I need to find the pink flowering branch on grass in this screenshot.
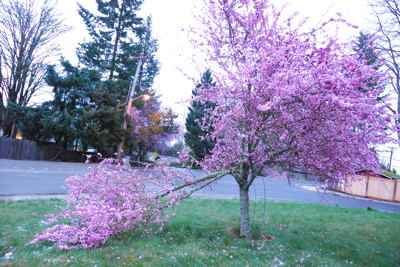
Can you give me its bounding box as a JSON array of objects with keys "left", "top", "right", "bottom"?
[{"left": 30, "top": 158, "right": 228, "bottom": 250}]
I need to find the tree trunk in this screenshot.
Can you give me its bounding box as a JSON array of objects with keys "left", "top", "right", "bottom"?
[
  {"left": 108, "top": 1, "right": 124, "bottom": 80},
  {"left": 239, "top": 185, "right": 250, "bottom": 238},
  {"left": 139, "top": 151, "right": 145, "bottom": 162},
  {"left": 10, "top": 121, "right": 16, "bottom": 138},
  {"left": 63, "top": 138, "right": 68, "bottom": 150},
  {"left": 397, "top": 95, "right": 400, "bottom": 148},
  {"left": 1, "top": 109, "right": 13, "bottom": 137},
  {"left": 139, "top": 148, "right": 148, "bottom": 162}
]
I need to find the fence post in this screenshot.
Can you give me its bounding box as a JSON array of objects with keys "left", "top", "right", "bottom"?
[
  {"left": 365, "top": 176, "right": 370, "bottom": 198},
  {"left": 393, "top": 179, "right": 398, "bottom": 202}
]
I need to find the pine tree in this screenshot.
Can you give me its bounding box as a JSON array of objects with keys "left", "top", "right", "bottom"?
[
  {"left": 353, "top": 32, "right": 380, "bottom": 68},
  {"left": 12, "top": 0, "right": 161, "bottom": 158},
  {"left": 76, "top": 0, "right": 160, "bottom": 157},
  {"left": 135, "top": 17, "right": 159, "bottom": 94},
  {"left": 185, "top": 70, "right": 216, "bottom": 161},
  {"left": 44, "top": 61, "right": 101, "bottom": 150},
  {"left": 7, "top": 102, "right": 51, "bottom": 142},
  {"left": 43, "top": 60, "right": 126, "bottom": 155},
  {"left": 77, "top": 0, "right": 158, "bottom": 91},
  {"left": 353, "top": 32, "right": 385, "bottom": 98}
]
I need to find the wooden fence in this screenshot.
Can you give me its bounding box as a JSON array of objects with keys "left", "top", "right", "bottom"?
[
  {"left": 335, "top": 175, "right": 400, "bottom": 203},
  {"left": 0, "top": 137, "right": 95, "bottom": 162}
]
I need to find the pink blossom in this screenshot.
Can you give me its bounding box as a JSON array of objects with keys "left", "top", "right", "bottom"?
[
  {"left": 193, "top": 0, "right": 394, "bottom": 186},
  {"left": 30, "top": 159, "right": 190, "bottom": 250}
]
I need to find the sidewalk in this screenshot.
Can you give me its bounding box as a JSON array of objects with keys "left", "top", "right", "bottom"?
[{"left": 298, "top": 184, "right": 400, "bottom": 207}]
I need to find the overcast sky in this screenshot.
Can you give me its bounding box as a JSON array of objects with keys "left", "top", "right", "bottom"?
[
  {"left": 39, "top": 0, "right": 398, "bottom": 169},
  {"left": 51, "top": 0, "right": 371, "bottom": 111}
]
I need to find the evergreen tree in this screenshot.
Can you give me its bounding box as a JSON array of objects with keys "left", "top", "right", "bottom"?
[
  {"left": 78, "top": 0, "right": 142, "bottom": 79},
  {"left": 185, "top": 70, "right": 216, "bottom": 161},
  {"left": 353, "top": 32, "right": 385, "bottom": 98},
  {"left": 353, "top": 32, "right": 380, "bottom": 68},
  {"left": 7, "top": 102, "right": 51, "bottom": 142},
  {"left": 76, "top": 0, "right": 160, "bottom": 157},
  {"left": 11, "top": 0, "right": 161, "bottom": 159},
  {"left": 135, "top": 17, "right": 159, "bottom": 93},
  {"left": 77, "top": 0, "right": 158, "bottom": 91},
  {"left": 43, "top": 60, "right": 126, "bottom": 155},
  {"left": 13, "top": 60, "right": 126, "bottom": 155},
  {"left": 43, "top": 61, "right": 99, "bottom": 150}
]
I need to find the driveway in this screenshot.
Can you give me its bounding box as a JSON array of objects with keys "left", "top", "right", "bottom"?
[{"left": 1, "top": 159, "right": 399, "bottom": 213}]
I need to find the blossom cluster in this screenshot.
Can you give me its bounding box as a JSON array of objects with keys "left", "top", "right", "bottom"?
[
  {"left": 30, "top": 158, "right": 186, "bottom": 250},
  {"left": 194, "top": 0, "right": 394, "bottom": 186}
]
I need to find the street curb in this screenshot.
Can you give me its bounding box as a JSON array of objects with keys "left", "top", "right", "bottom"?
[
  {"left": 299, "top": 185, "right": 400, "bottom": 207},
  {"left": 0, "top": 194, "right": 66, "bottom": 201},
  {"left": 326, "top": 190, "right": 400, "bottom": 206}
]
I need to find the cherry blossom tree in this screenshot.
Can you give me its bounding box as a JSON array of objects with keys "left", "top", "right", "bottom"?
[
  {"left": 193, "top": 0, "right": 394, "bottom": 237},
  {"left": 31, "top": 1, "right": 396, "bottom": 248}
]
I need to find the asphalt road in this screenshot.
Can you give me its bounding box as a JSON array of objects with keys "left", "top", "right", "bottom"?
[{"left": 1, "top": 159, "right": 400, "bottom": 213}]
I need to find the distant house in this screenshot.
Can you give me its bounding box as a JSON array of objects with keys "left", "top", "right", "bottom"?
[{"left": 335, "top": 170, "right": 400, "bottom": 203}]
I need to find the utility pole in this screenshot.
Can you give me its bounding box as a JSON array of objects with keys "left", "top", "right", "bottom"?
[
  {"left": 388, "top": 147, "right": 394, "bottom": 171},
  {"left": 117, "top": 56, "right": 149, "bottom": 161}
]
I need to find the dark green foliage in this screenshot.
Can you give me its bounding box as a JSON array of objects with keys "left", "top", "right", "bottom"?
[
  {"left": 77, "top": 0, "right": 142, "bottom": 79},
  {"left": 77, "top": 0, "right": 158, "bottom": 90},
  {"left": 44, "top": 60, "right": 126, "bottom": 154},
  {"left": 14, "top": 60, "right": 126, "bottom": 155},
  {"left": 13, "top": 0, "right": 161, "bottom": 158},
  {"left": 74, "top": 0, "right": 160, "bottom": 156},
  {"left": 185, "top": 70, "right": 216, "bottom": 160},
  {"left": 7, "top": 102, "right": 50, "bottom": 142},
  {"left": 135, "top": 17, "right": 159, "bottom": 93},
  {"left": 43, "top": 62, "right": 97, "bottom": 149},
  {"left": 353, "top": 32, "right": 385, "bottom": 98},
  {"left": 353, "top": 32, "right": 380, "bottom": 68}
]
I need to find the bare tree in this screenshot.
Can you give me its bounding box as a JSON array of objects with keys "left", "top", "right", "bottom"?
[
  {"left": 0, "top": 0, "right": 68, "bottom": 137},
  {"left": 371, "top": 0, "right": 400, "bottom": 145}
]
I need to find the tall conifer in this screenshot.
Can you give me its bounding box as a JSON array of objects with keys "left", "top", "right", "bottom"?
[{"left": 185, "top": 70, "right": 216, "bottom": 160}]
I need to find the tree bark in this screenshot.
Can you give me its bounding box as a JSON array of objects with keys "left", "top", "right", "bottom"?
[
  {"left": 155, "top": 170, "right": 230, "bottom": 199},
  {"left": 1, "top": 109, "right": 13, "bottom": 137},
  {"left": 397, "top": 95, "right": 400, "bottom": 148},
  {"left": 239, "top": 185, "right": 250, "bottom": 238},
  {"left": 108, "top": 0, "right": 124, "bottom": 80}
]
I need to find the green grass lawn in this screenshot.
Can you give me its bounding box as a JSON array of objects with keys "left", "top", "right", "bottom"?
[{"left": 1, "top": 198, "right": 399, "bottom": 267}]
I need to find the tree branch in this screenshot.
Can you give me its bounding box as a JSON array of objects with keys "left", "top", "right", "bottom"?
[{"left": 155, "top": 170, "right": 230, "bottom": 199}]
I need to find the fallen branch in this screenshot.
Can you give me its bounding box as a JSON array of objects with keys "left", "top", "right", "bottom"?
[
  {"left": 155, "top": 170, "right": 230, "bottom": 199},
  {"left": 182, "top": 176, "right": 222, "bottom": 198}
]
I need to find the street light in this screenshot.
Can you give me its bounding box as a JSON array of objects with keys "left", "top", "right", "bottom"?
[
  {"left": 132, "top": 93, "right": 151, "bottom": 102},
  {"left": 117, "top": 56, "right": 150, "bottom": 161},
  {"left": 141, "top": 94, "right": 151, "bottom": 102}
]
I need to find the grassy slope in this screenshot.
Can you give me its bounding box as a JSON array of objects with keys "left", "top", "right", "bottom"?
[{"left": 0, "top": 198, "right": 399, "bottom": 267}]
